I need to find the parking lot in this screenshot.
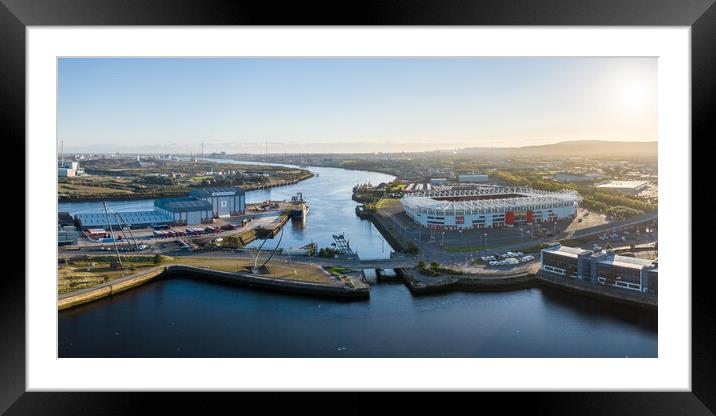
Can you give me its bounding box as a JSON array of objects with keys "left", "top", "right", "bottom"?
[
  {"left": 65, "top": 212, "right": 283, "bottom": 254},
  {"left": 382, "top": 208, "right": 573, "bottom": 253}
]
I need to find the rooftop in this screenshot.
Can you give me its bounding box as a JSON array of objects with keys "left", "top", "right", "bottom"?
[
  {"left": 596, "top": 180, "right": 649, "bottom": 189},
  {"left": 155, "top": 197, "right": 213, "bottom": 212},
  {"left": 543, "top": 245, "right": 658, "bottom": 269},
  {"left": 189, "top": 186, "right": 245, "bottom": 198},
  {"left": 76, "top": 211, "right": 173, "bottom": 227},
  {"left": 401, "top": 186, "right": 581, "bottom": 213},
  {"left": 597, "top": 254, "right": 657, "bottom": 270},
  {"left": 542, "top": 244, "right": 588, "bottom": 258}
]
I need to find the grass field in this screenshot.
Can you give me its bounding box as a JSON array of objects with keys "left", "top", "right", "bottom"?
[
  {"left": 376, "top": 197, "right": 402, "bottom": 211},
  {"left": 58, "top": 255, "right": 335, "bottom": 295},
  {"left": 58, "top": 258, "right": 157, "bottom": 294}
]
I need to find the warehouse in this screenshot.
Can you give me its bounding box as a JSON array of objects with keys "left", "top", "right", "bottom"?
[
  {"left": 595, "top": 180, "right": 649, "bottom": 195},
  {"left": 401, "top": 186, "right": 580, "bottom": 230},
  {"left": 540, "top": 244, "right": 658, "bottom": 294},
  {"left": 154, "top": 197, "right": 214, "bottom": 225},
  {"left": 458, "top": 174, "right": 489, "bottom": 183},
  {"left": 58, "top": 225, "right": 78, "bottom": 246},
  {"left": 75, "top": 210, "right": 173, "bottom": 230},
  {"left": 189, "top": 186, "right": 245, "bottom": 218}
]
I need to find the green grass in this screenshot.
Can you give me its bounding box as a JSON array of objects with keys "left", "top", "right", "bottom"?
[{"left": 327, "top": 266, "right": 350, "bottom": 276}]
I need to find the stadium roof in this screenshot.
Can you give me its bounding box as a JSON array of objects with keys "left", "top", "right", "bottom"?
[
  {"left": 401, "top": 187, "right": 581, "bottom": 214},
  {"left": 189, "top": 187, "right": 245, "bottom": 198},
  {"left": 154, "top": 197, "right": 213, "bottom": 212}
]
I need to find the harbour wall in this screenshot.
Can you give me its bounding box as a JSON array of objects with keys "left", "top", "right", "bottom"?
[
  {"left": 535, "top": 271, "right": 657, "bottom": 310},
  {"left": 58, "top": 263, "right": 368, "bottom": 310}
]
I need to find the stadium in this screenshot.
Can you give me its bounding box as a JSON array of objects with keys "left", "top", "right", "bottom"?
[{"left": 400, "top": 186, "right": 581, "bottom": 230}]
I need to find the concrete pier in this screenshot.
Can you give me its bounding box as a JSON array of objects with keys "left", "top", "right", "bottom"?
[{"left": 59, "top": 263, "right": 369, "bottom": 310}]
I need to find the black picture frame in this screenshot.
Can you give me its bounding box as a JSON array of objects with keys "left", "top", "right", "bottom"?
[{"left": 2, "top": 0, "right": 711, "bottom": 414}]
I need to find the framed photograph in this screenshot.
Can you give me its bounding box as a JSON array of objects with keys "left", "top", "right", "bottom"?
[{"left": 3, "top": 0, "right": 712, "bottom": 414}]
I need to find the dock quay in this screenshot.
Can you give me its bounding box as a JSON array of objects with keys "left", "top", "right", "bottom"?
[
  {"left": 58, "top": 262, "right": 369, "bottom": 310},
  {"left": 361, "top": 210, "right": 414, "bottom": 253},
  {"left": 396, "top": 268, "right": 535, "bottom": 295},
  {"left": 224, "top": 212, "right": 291, "bottom": 248},
  {"left": 535, "top": 272, "right": 657, "bottom": 309}
]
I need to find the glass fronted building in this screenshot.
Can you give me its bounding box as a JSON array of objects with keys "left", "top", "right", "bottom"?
[{"left": 540, "top": 244, "right": 658, "bottom": 294}]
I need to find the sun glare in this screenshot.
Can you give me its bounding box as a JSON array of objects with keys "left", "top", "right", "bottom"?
[{"left": 618, "top": 82, "right": 651, "bottom": 111}]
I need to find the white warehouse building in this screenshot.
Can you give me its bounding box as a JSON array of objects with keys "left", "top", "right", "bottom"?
[{"left": 401, "top": 186, "right": 581, "bottom": 230}]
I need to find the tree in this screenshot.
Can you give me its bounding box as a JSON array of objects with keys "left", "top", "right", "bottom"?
[{"left": 405, "top": 242, "right": 419, "bottom": 255}]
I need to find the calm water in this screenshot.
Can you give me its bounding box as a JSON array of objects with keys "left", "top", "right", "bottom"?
[
  {"left": 59, "top": 162, "right": 395, "bottom": 259},
  {"left": 58, "top": 162, "right": 657, "bottom": 357}
]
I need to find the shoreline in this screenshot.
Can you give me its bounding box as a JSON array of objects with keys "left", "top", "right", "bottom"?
[
  {"left": 58, "top": 263, "right": 368, "bottom": 310},
  {"left": 396, "top": 268, "right": 657, "bottom": 310},
  {"left": 225, "top": 157, "right": 399, "bottom": 179},
  {"left": 396, "top": 268, "right": 536, "bottom": 295},
  {"left": 535, "top": 272, "right": 657, "bottom": 310},
  {"left": 58, "top": 172, "right": 314, "bottom": 203}
]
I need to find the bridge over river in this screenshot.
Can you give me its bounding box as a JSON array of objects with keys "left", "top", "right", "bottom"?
[{"left": 276, "top": 256, "right": 418, "bottom": 269}]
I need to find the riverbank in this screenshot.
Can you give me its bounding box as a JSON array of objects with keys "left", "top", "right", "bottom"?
[
  {"left": 58, "top": 171, "right": 314, "bottom": 202},
  {"left": 395, "top": 267, "right": 656, "bottom": 310},
  {"left": 361, "top": 204, "right": 418, "bottom": 254},
  {"left": 396, "top": 268, "right": 535, "bottom": 295},
  {"left": 535, "top": 271, "right": 657, "bottom": 310},
  {"left": 59, "top": 260, "right": 368, "bottom": 310}
]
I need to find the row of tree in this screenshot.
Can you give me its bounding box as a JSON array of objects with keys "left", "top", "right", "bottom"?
[{"left": 490, "top": 169, "right": 656, "bottom": 219}]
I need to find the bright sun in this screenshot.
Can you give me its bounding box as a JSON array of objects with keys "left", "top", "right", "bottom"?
[{"left": 618, "top": 82, "right": 651, "bottom": 111}]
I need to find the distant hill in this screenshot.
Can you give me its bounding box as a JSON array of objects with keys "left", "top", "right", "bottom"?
[{"left": 462, "top": 140, "right": 657, "bottom": 159}]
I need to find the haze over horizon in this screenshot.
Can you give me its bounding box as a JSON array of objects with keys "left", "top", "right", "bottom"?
[{"left": 59, "top": 57, "right": 657, "bottom": 154}]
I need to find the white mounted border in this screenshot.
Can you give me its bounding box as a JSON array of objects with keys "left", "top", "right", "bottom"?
[{"left": 26, "top": 27, "right": 690, "bottom": 391}]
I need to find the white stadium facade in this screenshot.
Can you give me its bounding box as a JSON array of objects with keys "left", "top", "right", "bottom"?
[{"left": 400, "top": 186, "right": 581, "bottom": 230}]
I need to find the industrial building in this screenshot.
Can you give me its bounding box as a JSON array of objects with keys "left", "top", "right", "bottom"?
[
  {"left": 401, "top": 186, "right": 580, "bottom": 230},
  {"left": 58, "top": 212, "right": 74, "bottom": 227},
  {"left": 596, "top": 180, "right": 649, "bottom": 195},
  {"left": 73, "top": 189, "right": 244, "bottom": 230},
  {"left": 154, "top": 197, "right": 214, "bottom": 226},
  {"left": 458, "top": 174, "right": 489, "bottom": 183},
  {"left": 58, "top": 226, "right": 78, "bottom": 246},
  {"left": 430, "top": 178, "right": 448, "bottom": 185},
  {"left": 540, "top": 244, "right": 658, "bottom": 294},
  {"left": 553, "top": 173, "right": 592, "bottom": 183},
  {"left": 75, "top": 210, "right": 174, "bottom": 230},
  {"left": 58, "top": 167, "right": 75, "bottom": 177},
  {"left": 189, "top": 186, "right": 245, "bottom": 217},
  {"left": 57, "top": 160, "right": 84, "bottom": 177}
]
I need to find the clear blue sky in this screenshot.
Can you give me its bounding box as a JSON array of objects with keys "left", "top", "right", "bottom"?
[{"left": 58, "top": 57, "right": 657, "bottom": 154}]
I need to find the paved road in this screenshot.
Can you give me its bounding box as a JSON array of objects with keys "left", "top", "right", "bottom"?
[{"left": 568, "top": 212, "right": 657, "bottom": 239}]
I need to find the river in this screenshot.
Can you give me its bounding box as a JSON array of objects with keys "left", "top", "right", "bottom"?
[{"left": 58, "top": 161, "right": 657, "bottom": 357}]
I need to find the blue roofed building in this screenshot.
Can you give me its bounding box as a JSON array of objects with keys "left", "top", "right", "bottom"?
[
  {"left": 154, "top": 197, "right": 214, "bottom": 225},
  {"left": 189, "top": 186, "right": 245, "bottom": 218},
  {"left": 75, "top": 210, "right": 174, "bottom": 230}
]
